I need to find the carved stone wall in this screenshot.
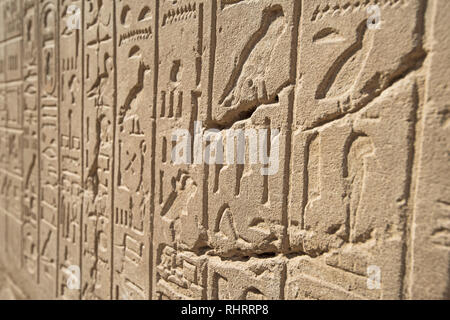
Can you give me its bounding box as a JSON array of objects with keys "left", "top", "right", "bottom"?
[{"left": 0, "top": 0, "right": 449, "bottom": 300}]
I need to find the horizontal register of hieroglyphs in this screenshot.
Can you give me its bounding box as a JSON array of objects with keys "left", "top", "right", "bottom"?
[{"left": 0, "top": 0, "right": 449, "bottom": 300}]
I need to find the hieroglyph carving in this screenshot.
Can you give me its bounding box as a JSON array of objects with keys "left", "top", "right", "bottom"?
[{"left": 0, "top": 0, "right": 448, "bottom": 300}]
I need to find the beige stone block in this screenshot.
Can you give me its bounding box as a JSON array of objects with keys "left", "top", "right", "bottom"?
[{"left": 0, "top": 0, "right": 448, "bottom": 300}]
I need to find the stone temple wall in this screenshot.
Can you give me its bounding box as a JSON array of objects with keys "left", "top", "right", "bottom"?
[{"left": 0, "top": 0, "right": 449, "bottom": 300}]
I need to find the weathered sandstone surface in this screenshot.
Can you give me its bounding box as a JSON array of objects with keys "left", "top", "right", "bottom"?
[{"left": 0, "top": 0, "right": 449, "bottom": 300}]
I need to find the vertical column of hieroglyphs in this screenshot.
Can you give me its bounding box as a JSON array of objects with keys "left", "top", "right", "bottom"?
[
  {"left": 113, "top": 0, "right": 155, "bottom": 300},
  {"left": 0, "top": 0, "right": 6, "bottom": 260},
  {"left": 82, "top": 0, "right": 115, "bottom": 300},
  {"left": 204, "top": 0, "right": 299, "bottom": 300},
  {"left": 153, "top": 0, "right": 214, "bottom": 300},
  {"left": 38, "top": 0, "right": 59, "bottom": 297},
  {"left": 22, "top": 0, "right": 39, "bottom": 284},
  {"left": 287, "top": 0, "right": 427, "bottom": 299},
  {"left": 57, "top": 0, "right": 83, "bottom": 299},
  {"left": 0, "top": 0, "right": 24, "bottom": 274},
  {"left": 409, "top": 0, "right": 450, "bottom": 300}
]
